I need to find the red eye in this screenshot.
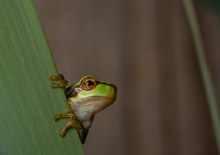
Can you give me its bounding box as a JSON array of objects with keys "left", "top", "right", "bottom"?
[{"left": 81, "top": 77, "right": 96, "bottom": 91}]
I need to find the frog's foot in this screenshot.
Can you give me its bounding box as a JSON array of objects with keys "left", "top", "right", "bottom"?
[{"left": 49, "top": 74, "right": 68, "bottom": 88}]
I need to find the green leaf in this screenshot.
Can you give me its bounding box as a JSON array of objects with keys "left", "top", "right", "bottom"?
[{"left": 0, "top": 0, "right": 84, "bottom": 154}]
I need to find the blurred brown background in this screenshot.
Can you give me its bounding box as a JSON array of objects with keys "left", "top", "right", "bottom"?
[{"left": 34, "top": 0, "right": 220, "bottom": 155}]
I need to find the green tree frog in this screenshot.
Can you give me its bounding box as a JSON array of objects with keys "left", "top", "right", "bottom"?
[{"left": 49, "top": 74, "right": 117, "bottom": 144}]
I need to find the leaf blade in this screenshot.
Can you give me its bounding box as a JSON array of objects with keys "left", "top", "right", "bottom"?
[{"left": 0, "top": 0, "right": 84, "bottom": 154}]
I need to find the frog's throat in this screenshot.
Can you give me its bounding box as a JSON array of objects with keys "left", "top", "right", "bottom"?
[{"left": 68, "top": 96, "right": 115, "bottom": 128}]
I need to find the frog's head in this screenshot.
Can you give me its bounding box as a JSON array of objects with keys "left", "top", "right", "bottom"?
[{"left": 68, "top": 76, "right": 117, "bottom": 115}]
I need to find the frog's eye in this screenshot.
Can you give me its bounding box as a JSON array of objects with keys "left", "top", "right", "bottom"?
[{"left": 81, "top": 77, "right": 96, "bottom": 91}]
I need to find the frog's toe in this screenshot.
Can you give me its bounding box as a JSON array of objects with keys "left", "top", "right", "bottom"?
[
  {"left": 53, "top": 114, "right": 61, "bottom": 121},
  {"left": 59, "top": 131, "right": 66, "bottom": 137},
  {"left": 50, "top": 81, "right": 67, "bottom": 88},
  {"left": 49, "top": 74, "right": 65, "bottom": 81}
]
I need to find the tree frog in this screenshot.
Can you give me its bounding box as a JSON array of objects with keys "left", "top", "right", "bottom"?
[{"left": 49, "top": 74, "right": 117, "bottom": 144}]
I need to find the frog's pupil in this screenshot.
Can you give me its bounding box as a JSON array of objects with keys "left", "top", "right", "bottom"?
[{"left": 86, "top": 80, "right": 94, "bottom": 86}]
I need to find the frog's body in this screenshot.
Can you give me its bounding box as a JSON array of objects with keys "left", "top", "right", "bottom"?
[{"left": 50, "top": 75, "right": 117, "bottom": 144}]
